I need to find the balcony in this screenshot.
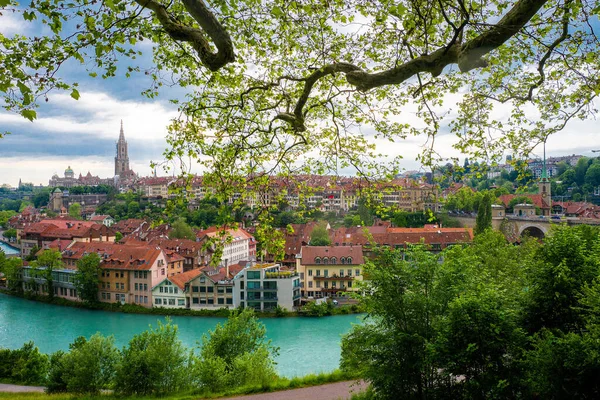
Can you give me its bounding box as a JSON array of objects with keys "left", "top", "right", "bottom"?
[
  {"left": 313, "top": 275, "right": 353, "bottom": 281},
  {"left": 320, "top": 287, "right": 349, "bottom": 294},
  {"left": 264, "top": 272, "right": 299, "bottom": 279}
]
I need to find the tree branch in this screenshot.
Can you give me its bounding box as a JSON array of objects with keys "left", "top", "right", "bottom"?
[
  {"left": 134, "top": 0, "right": 234, "bottom": 71},
  {"left": 345, "top": 0, "right": 550, "bottom": 91}
]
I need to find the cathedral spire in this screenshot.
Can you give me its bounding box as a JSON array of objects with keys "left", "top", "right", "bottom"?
[
  {"left": 115, "top": 120, "right": 130, "bottom": 176},
  {"left": 119, "top": 120, "right": 125, "bottom": 141}
]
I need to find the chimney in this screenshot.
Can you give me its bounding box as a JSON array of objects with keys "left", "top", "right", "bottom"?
[{"left": 226, "top": 263, "right": 230, "bottom": 278}]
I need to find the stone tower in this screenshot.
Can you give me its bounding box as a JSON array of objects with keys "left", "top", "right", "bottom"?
[
  {"left": 115, "top": 120, "right": 130, "bottom": 176},
  {"left": 538, "top": 141, "right": 551, "bottom": 216}
]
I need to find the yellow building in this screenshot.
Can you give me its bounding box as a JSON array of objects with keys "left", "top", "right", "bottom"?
[{"left": 296, "top": 246, "right": 364, "bottom": 299}]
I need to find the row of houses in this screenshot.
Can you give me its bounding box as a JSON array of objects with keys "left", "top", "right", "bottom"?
[{"left": 134, "top": 174, "right": 443, "bottom": 213}]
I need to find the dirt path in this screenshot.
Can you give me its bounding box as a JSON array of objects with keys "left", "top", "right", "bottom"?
[
  {"left": 221, "top": 380, "right": 367, "bottom": 400},
  {"left": 0, "top": 383, "right": 45, "bottom": 393},
  {"left": 0, "top": 380, "right": 367, "bottom": 399}
]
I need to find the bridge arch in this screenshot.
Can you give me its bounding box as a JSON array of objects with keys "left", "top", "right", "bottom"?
[{"left": 519, "top": 224, "right": 548, "bottom": 239}]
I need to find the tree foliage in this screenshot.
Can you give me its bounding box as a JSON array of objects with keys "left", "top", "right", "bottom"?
[
  {"left": 1, "top": 0, "right": 597, "bottom": 195},
  {"left": 342, "top": 226, "right": 600, "bottom": 400},
  {"left": 30, "top": 249, "right": 64, "bottom": 300},
  {"left": 168, "top": 217, "right": 196, "bottom": 240},
  {"left": 194, "top": 309, "right": 278, "bottom": 392},
  {"left": 115, "top": 319, "right": 190, "bottom": 396},
  {"left": 73, "top": 253, "right": 101, "bottom": 304},
  {"left": 309, "top": 223, "right": 331, "bottom": 246},
  {"left": 474, "top": 191, "right": 492, "bottom": 235}
]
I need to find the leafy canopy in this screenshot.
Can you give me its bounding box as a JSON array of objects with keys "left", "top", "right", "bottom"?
[{"left": 1, "top": 0, "right": 597, "bottom": 186}]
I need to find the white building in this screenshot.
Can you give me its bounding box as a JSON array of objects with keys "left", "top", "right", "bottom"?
[{"left": 233, "top": 263, "right": 301, "bottom": 311}]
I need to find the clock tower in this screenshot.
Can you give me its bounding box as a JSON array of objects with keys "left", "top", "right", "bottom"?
[{"left": 538, "top": 142, "right": 551, "bottom": 216}]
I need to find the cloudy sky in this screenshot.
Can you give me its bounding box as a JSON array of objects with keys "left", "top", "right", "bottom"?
[{"left": 0, "top": 11, "right": 598, "bottom": 187}]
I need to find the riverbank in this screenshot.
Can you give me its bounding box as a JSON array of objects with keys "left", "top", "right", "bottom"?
[{"left": 0, "top": 288, "right": 363, "bottom": 318}]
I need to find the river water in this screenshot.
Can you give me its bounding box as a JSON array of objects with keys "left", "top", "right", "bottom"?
[{"left": 0, "top": 294, "right": 363, "bottom": 377}]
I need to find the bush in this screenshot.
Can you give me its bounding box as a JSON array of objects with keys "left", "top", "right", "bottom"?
[
  {"left": 0, "top": 342, "right": 48, "bottom": 385},
  {"left": 60, "top": 334, "right": 120, "bottom": 394},
  {"left": 115, "top": 319, "right": 191, "bottom": 395},
  {"left": 193, "top": 309, "right": 279, "bottom": 393}
]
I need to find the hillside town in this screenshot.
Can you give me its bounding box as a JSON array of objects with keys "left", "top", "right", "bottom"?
[{"left": 2, "top": 123, "right": 600, "bottom": 311}]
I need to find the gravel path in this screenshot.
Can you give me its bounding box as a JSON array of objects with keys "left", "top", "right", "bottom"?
[
  {"left": 221, "top": 380, "right": 367, "bottom": 400},
  {"left": 0, "top": 380, "right": 367, "bottom": 399},
  {"left": 0, "top": 383, "right": 45, "bottom": 393}
]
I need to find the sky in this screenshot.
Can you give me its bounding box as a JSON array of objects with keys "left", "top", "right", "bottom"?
[{"left": 0, "top": 10, "right": 599, "bottom": 187}]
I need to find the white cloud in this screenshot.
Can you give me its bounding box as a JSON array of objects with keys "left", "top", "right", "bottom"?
[{"left": 0, "top": 13, "right": 27, "bottom": 35}]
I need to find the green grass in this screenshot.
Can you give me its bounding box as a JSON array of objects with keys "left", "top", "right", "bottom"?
[{"left": 0, "top": 370, "right": 359, "bottom": 400}]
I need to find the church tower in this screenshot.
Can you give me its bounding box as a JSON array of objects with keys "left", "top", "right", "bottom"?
[
  {"left": 115, "top": 120, "right": 130, "bottom": 176},
  {"left": 538, "top": 141, "right": 551, "bottom": 216}
]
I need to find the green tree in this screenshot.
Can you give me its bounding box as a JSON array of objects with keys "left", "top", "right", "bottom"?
[
  {"left": 475, "top": 192, "right": 492, "bottom": 235},
  {"left": 115, "top": 319, "right": 190, "bottom": 395},
  {"left": 584, "top": 163, "right": 600, "bottom": 187},
  {"left": 127, "top": 200, "right": 140, "bottom": 216},
  {"left": 73, "top": 253, "right": 101, "bottom": 304},
  {"left": 168, "top": 217, "right": 196, "bottom": 240},
  {"left": 0, "top": 254, "right": 24, "bottom": 293},
  {"left": 60, "top": 334, "right": 120, "bottom": 394},
  {"left": 0, "top": 210, "right": 17, "bottom": 228},
  {"left": 523, "top": 225, "right": 600, "bottom": 333},
  {"left": 114, "top": 231, "right": 123, "bottom": 243},
  {"left": 309, "top": 223, "right": 331, "bottom": 246},
  {"left": 575, "top": 157, "right": 591, "bottom": 186},
  {"left": 31, "top": 249, "right": 64, "bottom": 300},
  {"left": 32, "top": 189, "right": 51, "bottom": 208},
  {"left": 2, "top": 228, "right": 16, "bottom": 240},
  {"left": 194, "top": 309, "right": 278, "bottom": 392},
  {"left": 68, "top": 203, "right": 81, "bottom": 219}
]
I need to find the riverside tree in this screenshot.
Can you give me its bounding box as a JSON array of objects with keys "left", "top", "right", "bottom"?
[
  {"left": 31, "top": 249, "right": 64, "bottom": 300},
  {"left": 0, "top": 0, "right": 597, "bottom": 188},
  {"left": 73, "top": 252, "right": 101, "bottom": 304}
]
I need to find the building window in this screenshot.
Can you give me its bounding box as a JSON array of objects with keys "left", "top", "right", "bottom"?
[
  {"left": 330, "top": 257, "right": 337, "bottom": 264},
  {"left": 347, "top": 269, "right": 352, "bottom": 277},
  {"left": 155, "top": 298, "right": 161, "bottom": 305},
  {"left": 247, "top": 271, "right": 261, "bottom": 279},
  {"left": 316, "top": 281, "right": 321, "bottom": 288},
  {"left": 207, "top": 287, "right": 214, "bottom": 293},
  {"left": 308, "top": 269, "right": 312, "bottom": 276},
  {"left": 200, "top": 287, "right": 206, "bottom": 293},
  {"left": 144, "top": 296, "right": 148, "bottom": 304},
  {"left": 226, "top": 298, "right": 233, "bottom": 305},
  {"left": 355, "top": 269, "right": 360, "bottom": 276},
  {"left": 308, "top": 281, "right": 313, "bottom": 288},
  {"left": 323, "top": 257, "right": 328, "bottom": 265},
  {"left": 339, "top": 269, "right": 344, "bottom": 277},
  {"left": 143, "top": 284, "right": 148, "bottom": 291},
  {"left": 347, "top": 257, "right": 352, "bottom": 264},
  {"left": 340, "top": 257, "right": 346, "bottom": 264},
  {"left": 193, "top": 298, "right": 199, "bottom": 304},
  {"left": 178, "top": 299, "right": 185, "bottom": 306},
  {"left": 316, "top": 270, "right": 321, "bottom": 277},
  {"left": 218, "top": 298, "right": 225, "bottom": 305},
  {"left": 315, "top": 257, "right": 321, "bottom": 264},
  {"left": 324, "top": 269, "right": 329, "bottom": 277},
  {"left": 192, "top": 286, "right": 199, "bottom": 293}
]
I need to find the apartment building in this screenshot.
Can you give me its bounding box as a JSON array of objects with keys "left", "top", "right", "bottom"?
[{"left": 296, "top": 246, "right": 365, "bottom": 299}]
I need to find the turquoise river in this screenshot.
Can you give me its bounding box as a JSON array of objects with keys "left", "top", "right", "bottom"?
[{"left": 0, "top": 294, "right": 364, "bottom": 377}]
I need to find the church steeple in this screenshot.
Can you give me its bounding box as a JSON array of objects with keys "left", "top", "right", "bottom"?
[{"left": 115, "top": 120, "right": 130, "bottom": 177}]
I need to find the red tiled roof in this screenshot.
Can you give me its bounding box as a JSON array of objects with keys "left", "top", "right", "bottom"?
[
  {"left": 61, "top": 242, "right": 162, "bottom": 271},
  {"left": 498, "top": 194, "right": 549, "bottom": 209},
  {"left": 300, "top": 246, "right": 365, "bottom": 265},
  {"left": 169, "top": 269, "right": 203, "bottom": 290}
]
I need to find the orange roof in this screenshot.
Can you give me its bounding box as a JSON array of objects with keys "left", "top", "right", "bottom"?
[{"left": 169, "top": 269, "right": 204, "bottom": 290}]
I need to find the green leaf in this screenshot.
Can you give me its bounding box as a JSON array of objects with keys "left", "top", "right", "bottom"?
[
  {"left": 21, "top": 109, "right": 37, "bottom": 121},
  {"left": 70, "top": 88, "right": 80, "bottom": 100},
  {"left": 0, "top": 0, "right": 11, "bottom": 7}
]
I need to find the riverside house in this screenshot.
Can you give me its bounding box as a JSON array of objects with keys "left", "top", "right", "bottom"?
[{"left": 296, "top": 246, "right": 365, "bottom": 299}]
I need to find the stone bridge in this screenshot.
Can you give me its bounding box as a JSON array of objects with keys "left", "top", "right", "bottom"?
[{"left": 452, "top": 215, "right": 600, "bottom": 241}]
